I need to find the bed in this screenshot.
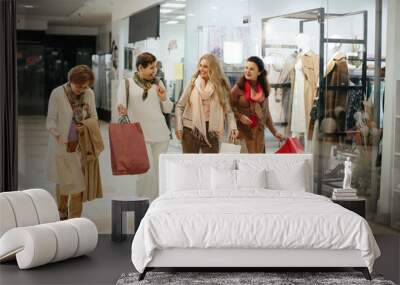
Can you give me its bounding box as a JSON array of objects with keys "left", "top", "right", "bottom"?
[{"left": 131, "top": 154, "right": 380, "bottom": 280}]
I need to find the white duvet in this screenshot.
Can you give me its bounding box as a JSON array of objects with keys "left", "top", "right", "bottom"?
[{"left": 131, "top": 190, "right": 380, "bottom": 273}]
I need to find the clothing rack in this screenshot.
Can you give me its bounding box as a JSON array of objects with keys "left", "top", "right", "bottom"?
[
  {"left": 270, "top": 83, "right": 291, "bottom": 88},
  {"left": 262, "top": 8, "right": 368, "bottom": 195}
]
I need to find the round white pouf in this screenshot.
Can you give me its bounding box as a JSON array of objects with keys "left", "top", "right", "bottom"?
[{"left": 0, "top": 218, "right": 98, "bottom": 269}]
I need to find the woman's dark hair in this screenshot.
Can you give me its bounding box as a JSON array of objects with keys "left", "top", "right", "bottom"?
[
  {"left": 236, "top": 56, "right": 270, "bottom": 97},
  {"left": 135, "top": 52, "right": 157, "bottom": 70}
]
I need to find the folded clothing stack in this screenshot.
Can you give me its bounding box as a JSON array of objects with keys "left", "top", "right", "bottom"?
[{"left": 332, "top": 188, "right": 358, "bottom": 200}]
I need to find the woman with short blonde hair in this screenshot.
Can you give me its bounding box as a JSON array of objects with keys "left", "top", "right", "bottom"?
[
  {"left": 175, "top": 54, "right": 238, "bottom": 153},
  {"left": 46, "top": 64, "right": 98, "bottom": 219}
]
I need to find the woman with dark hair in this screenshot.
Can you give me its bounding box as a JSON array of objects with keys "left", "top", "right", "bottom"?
[
  {"left": 230, "top": 56, "right": 284, "bottom": 153},
  {"left": 117, "top": 52, "right": 173, "bottom": 200}
]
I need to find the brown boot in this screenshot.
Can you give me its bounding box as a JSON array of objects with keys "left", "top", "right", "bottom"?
[
  {"left": 68, "top": 192, "right": 83, "bottom": 218},
  {"left": 56, "top": 185, "right": 68, "bottom": 220}
]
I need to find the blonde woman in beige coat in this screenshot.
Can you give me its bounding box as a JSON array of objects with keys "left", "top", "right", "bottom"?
[
  {"left": 175, "top": 54, "right": 238, "bottom": 153},
  {"left": 46, "top": 65, "right": 97, "bottom": 219}
]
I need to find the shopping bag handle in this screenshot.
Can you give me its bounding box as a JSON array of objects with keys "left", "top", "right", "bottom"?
[
  {"left": 118, "top": 78, "right": 131, "bottom": 124},
  {"left": 118, "top": 115, "right": 131, "bottom": 124}
]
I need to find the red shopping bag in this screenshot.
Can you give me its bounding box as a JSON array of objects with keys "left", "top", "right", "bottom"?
[
  {"left": 109, "top": 122, "right": 150, "bottom": 175},
  {"left": 275, "top": 137, "right": 304, "bottom": 154}
]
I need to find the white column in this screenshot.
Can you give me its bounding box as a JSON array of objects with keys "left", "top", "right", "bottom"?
[{"left": 378, "top": 0, "right": 400, "bottom": 221}]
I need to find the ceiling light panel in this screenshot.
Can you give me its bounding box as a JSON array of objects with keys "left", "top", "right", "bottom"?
[{"left": 162, "top": 3, "right": 185, "bottom": 9}]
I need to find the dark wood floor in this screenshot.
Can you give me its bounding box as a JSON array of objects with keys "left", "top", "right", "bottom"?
[{"left": 0, "top": 234, "right": 399, "bottom": 285}]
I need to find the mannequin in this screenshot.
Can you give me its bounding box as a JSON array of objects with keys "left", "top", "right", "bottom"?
[{"left": 289, "top": 34, "right": 319, "bottom": 151}]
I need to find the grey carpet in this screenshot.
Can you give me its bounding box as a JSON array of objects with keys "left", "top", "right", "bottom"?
[{"left": 116, "top": 271, "right": 396, "bottom": 285}]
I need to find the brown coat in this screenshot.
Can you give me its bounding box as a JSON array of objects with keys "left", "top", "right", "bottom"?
[
  {"left": 77, "top": 118, "right": 104, "bottom": 202},
  {"left": 230, "top": 84, "right": 277, "bottom": 153},
  {"left": 325, "top": 53, "right": 349, "bottom": 117},
  {"left": 288, "top": 51, "right": 319, "bottom": 139}
]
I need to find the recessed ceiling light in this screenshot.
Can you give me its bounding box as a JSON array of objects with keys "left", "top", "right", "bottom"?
[
  {"left": 20, "top": 4, "right": 35, "bottom": 8},
  {"left": 188, "top": 13, "right": 195, "bottom": 17},
  {"left": 211, "top": 6, "right": 218, "bottom": 10},
  {"left": 162, "top": 3, "right": 185, "bottom": 9},
  {"left": 175, "top": 15, "right": 186, "bottom": 20},
  {"left": 166, "top": 20, "right": 179, "bottom": 25},
  {"left": 160, "top": 8, "right": 173, "bottom": 14}
]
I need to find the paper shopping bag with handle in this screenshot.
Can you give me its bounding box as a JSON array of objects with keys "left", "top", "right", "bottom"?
[
  {"left": 275, "top": 137, "right": 304, "bottom": 154},
  {"left": 109, "top": 119, "right": 150, "bottom": 175},
  {"left": 220, "top": 138, "right": 241, "bottom": 154}
]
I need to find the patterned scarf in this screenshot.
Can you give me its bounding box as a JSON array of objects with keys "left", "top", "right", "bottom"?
[
  {"left": 133, "top": 72, "right": 159, "bottom": 100},
  {"left": 63, "top": 84, "right": 90, "bottom": 150}
]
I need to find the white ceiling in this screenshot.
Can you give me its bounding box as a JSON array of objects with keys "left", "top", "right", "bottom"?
[
  {"left": 159, "top": 0, "right": 186, "bottom": 24},
  {"left": 16, "top": 0, "right": 186, "bottom": 27},
  {"left": 16, "top": 0, "right": 113, "bottom": 27}
]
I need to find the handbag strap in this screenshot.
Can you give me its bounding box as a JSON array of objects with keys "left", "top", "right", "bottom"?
[
  {"left": 118, "top": 78, "right": 131, "bottom": 124},
  {"left": 125, "top": 78, "right": 130, "bottom": 108}
]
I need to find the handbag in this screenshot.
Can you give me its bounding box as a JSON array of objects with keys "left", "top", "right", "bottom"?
[{"left": 109, "top": 78, "right": 150, "bottom": 175}]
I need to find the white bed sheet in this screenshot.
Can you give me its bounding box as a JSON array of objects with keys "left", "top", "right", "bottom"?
[{"left": 131, "top": 190, "right": 380, "bottom": 273}]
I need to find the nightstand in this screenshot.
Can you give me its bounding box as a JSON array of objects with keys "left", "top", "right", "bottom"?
[
  {"left": 332, "top": 197, "right": 366, "bottom": 218},
  {"left": 111, "top": 196, "right": 150, "bottom": 242}
]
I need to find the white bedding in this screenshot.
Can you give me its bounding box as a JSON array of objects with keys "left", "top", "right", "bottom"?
[{"left": 131, "top": 190, "right": 380, "bottom": 273}]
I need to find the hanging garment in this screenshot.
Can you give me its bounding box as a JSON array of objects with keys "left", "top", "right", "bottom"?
[
  {"left": 345, "top": 88, "right": 364, "bottom": 130},
  {"left": 287, "top": 50, "right": 319, "bottom": 139},
  {"left": 77, "top": 117, "right": 104, "bottom": 202},
  {"left": 266, "top": 53, "right": 296, "bottom": 127},
  {"left": 325, "top": 52, "right": 349, "bottom": 133},
  {"left": 291, "top": 58, "right": 307, "bottom": 134}
]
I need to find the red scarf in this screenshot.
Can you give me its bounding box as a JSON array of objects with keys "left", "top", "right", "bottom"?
[
  {"left": 244, "top": 80, "right": 265, "bottom": 128},
  {"left": 244, "top": 80, "right": 265, "bottom": 103}
]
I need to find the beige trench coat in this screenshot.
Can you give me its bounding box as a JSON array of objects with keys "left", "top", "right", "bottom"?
[
  {"left": 287, "top": 50, "right": 319, "bottom": 139},
  {"left": 46, "top": 84, "right": 98, "bottom": 195}
]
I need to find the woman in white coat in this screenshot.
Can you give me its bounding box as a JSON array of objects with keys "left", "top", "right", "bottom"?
[
  {"left": 46, "top": 65, "right": 97, "bottom": 219},
  {"left": 117, "top": 52, "right": 173, "bottom": 200}
]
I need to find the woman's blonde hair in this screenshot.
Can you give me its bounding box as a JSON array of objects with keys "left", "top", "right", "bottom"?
[{"left": 191, "top": 54, "right": 230, "bottom": 113}]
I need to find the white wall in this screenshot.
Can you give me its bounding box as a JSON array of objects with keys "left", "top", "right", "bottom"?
[
  {"left": 185, "top": 0, "right": 250, "bottom": 82},
  {"left": 159, "top": 24, "right": 185, "bottom": 83},
  {"left": 379, "top": 0, "right": 400, "bottom": 219}
]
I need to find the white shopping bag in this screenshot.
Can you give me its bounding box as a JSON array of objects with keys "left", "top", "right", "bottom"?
[{"left": 220, "top": 140, "right": 241, "bottom": 153}]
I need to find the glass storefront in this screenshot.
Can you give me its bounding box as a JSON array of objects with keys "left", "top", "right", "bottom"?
[{"left": 182, "top": 0, "right": 389, "bottom": 225}]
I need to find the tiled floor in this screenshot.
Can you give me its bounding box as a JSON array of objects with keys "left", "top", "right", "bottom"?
[
  {"left": 18, "top": 116, "right": 182, "bottom": 234},
  {"left": 17, "top": 116, "right": 400, "bottom": 236}
]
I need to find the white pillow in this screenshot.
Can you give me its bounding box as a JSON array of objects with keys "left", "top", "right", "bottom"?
[
  {"left": 236, "top": 169, "right": 267, "bottom": 189},
  {"left": 265, "top": 165, "right": 306, "bottom": 191},
  {"left": 211, "top": 168, "right": 236, "bottom": 190},
  {"left": 167, "top": 162, "right": 210, "bottom": 191},
  {"left": 237, "top": 158, "right": 310, "bottom": 191}
]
